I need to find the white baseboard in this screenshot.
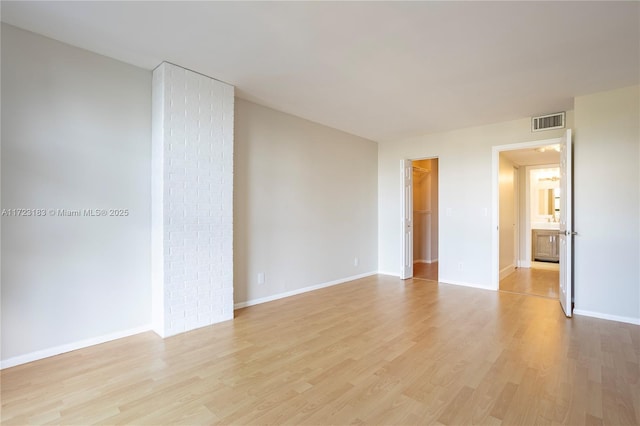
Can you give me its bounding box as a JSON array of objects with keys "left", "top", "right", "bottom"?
[
  {"left": 573, "top": 309, "right": 640, "bottom": 325},
  {"left": 0, "top": 324, "right": 152, "bottom": 370},
  {"left": 439, "top": 279, "right": 496, "bottom": 291},
  {"left": 234, "top": 271, "right": 378, "bottom": 310},
  {"left": 517, "top": 260, "right": 531, "bottom": 268},
  {"left": 499, "top": 264, "right": 516, "bottom": 280}
]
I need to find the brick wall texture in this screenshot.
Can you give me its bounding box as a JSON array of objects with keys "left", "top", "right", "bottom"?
[{"left": 152, "top": 62, "right": 234, "bottom": 337}]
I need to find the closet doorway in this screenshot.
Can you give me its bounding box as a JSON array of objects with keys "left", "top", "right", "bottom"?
[{"left": 412, "top": 158, "right": 439, "bottom": 281}]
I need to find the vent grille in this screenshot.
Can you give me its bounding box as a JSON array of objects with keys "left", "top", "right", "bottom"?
[{"left": 532, "top": 112, "right": 565, "bottom": 132}]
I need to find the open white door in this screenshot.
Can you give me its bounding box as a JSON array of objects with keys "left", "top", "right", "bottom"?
[
  {"left": 559, "top": 129, "right": 574, "bottom": 317},
  {"left": 401, "top": 160, "right": 413, "bottom": 279}
]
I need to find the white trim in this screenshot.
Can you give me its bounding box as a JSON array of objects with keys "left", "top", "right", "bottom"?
[
  {"left": 401, "top": 159, "right": 413, "bottom": 279},
  {"left": 499, "top": 264, "right": 516, "bottom": 280},
  {"left": 234, "top": 271, "right": 378, "bottom": 310},
  {"left": 439, "top": 279, "right": 494, "bottom": 291},
  {"left": 0, "top": 324, "right": 152, "bottom": 370},
  {"left": 573, "top": 310, "right": 640, "bottom": 325},
  {"left": 517, "top": 260, "right": 531, "bottom": 268},
  {"left": 513, "top": 165, "right": 519, "bottom": 269},
  {"left": 491, "top": 146, "right": 500, "bottom": 290}
]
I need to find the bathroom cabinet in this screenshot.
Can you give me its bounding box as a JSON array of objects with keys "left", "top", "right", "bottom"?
[{"left": 532, "top": 229, "right": 559, "bottom": 262}]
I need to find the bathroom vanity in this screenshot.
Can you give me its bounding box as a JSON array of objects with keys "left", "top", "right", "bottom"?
[{"left": 532, "top": 228, "right": 560, "bottom": 262}]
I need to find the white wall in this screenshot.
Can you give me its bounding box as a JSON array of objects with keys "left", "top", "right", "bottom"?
[
  {"left": 1, "top": 25, "right": 151, "bottom": 364},
  {"left": 517, "top": 166, "right": 528, "bottom": 266},
  {"left": 378, "top": 112, "right": 574, "bottom": 286},
  {"left": 573, "top": 85, "right": 640, "bottom": 322},
  {"left": 234, "top": 99, "right": 378, "bottom": 306}
]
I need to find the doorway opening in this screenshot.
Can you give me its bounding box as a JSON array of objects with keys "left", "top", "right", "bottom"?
[
  {"left": 401, "top": 157, "right": 439, "bottom": 281},
  {"left": 412, "top": 158, "right": 439, "bottom": 281},
  {"left": 499, "top": 154, "right": 560, "bottom": 299},
  {"left": 492, "top": 130, "right": 573, "bottom": 317}
]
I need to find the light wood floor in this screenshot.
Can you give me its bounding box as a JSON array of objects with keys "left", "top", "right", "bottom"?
[
  {"left": 414, "top": 261, "right": 438, "bottom": 281},
  {"left": 2, "top": 275, "right": 639, "bottom": 425},
  {"left": 500, "top": 266, "right": 559, "bottom": 299}
]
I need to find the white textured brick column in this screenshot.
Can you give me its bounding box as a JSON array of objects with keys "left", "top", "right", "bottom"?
[{"left": 151, "top": 62, "right": 234, "bottom": 338}]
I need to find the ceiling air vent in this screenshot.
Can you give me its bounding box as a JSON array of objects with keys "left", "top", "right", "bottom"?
[{"left": 532, "top": 112, "right": 565, "bottom": 132}]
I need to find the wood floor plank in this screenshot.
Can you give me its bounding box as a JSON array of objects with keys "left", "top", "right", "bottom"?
[
  {"left": 436, "top": 385, "right": 475, "bottom": 425},
  {"left": 500, "top": 266, "right": 559, "bottom": 299},
  {"left": 2, "top": 274, "right": 639, "bottom": 425}
]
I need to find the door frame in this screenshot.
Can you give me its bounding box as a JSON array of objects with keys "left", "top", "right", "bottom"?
[
  {"left": 491, "top": 137, "right": 562, "bottom": 290},
  {"left": 401, "top": 156, "right": 440, "bottom": 280}
]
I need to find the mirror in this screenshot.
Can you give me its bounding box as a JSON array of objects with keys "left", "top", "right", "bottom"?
[
  {"left": 538, "top": 189, "right": 553, "bottom": 215},
  {"left": 530, "top": 167, "right": 561, "bottom": 222},
  {"left": 538, "top": 188, "right": 560, "bottom": 216}
]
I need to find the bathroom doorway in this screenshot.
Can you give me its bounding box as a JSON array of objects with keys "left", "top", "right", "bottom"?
[
  {"left": 411, "top": 158, "right": 439, "bottom": 281},
  {"left": 496, "top": 144, "right": 561, "bottom": 299}
]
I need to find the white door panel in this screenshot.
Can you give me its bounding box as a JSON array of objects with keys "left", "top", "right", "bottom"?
[
  {"left": 401, "top": 160, "right": 413, "bottom": 279},
  {"left": 559, "top": 129, "right": 573, "bottom": 317}
]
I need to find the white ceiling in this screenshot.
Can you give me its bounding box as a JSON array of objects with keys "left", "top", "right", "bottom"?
[
  {"left": 2, "top": 1, "right": 639, "bottom": 143},
  {"left": 501, "top": 147, "right": 560, "bottom": 167}
]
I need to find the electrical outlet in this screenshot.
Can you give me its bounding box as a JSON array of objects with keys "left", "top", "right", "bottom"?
[
  {"left": 354, "top": 257, "right": 359, "bottom": 267},
  {"left": 257, "top": 272, "right": 265, "bottom": 285},
  {"left": 457, "top": 262, "right": 464, "bottom": 271}
]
